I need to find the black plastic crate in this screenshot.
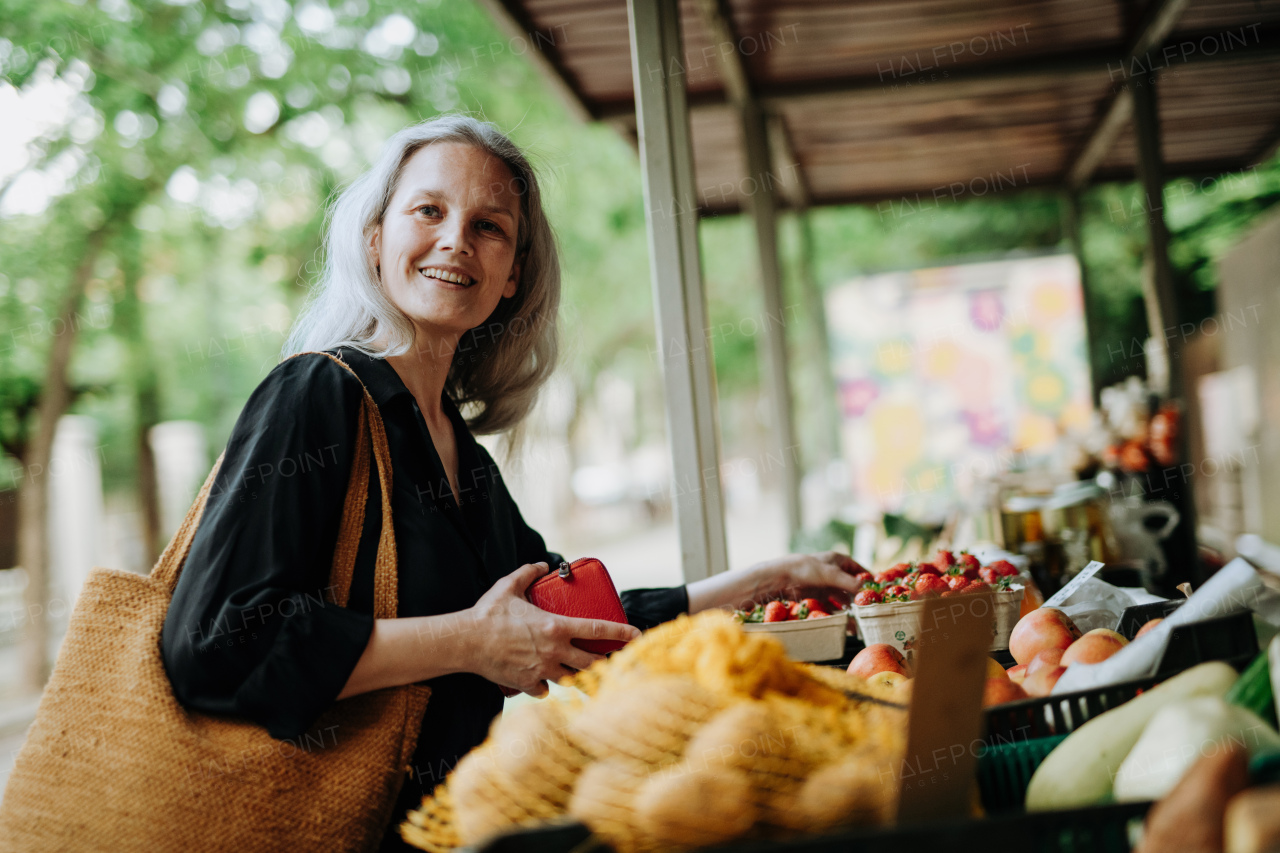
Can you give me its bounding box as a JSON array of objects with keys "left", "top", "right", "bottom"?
[
  {"left": 1156, "top": 610, "right": 1257, "bottom": 676},
  {"left": 475, "top": 802, "right": 1152, "bottom": 853},
  {"left": 984, "top": 642, "right": 1256, "bottom": 744},
  {"left": 984, "top": 675, "right": 1155, "bottom": 743},
  {"left": 1115, "top": 600, "right": 1184, "bottom": 639}
]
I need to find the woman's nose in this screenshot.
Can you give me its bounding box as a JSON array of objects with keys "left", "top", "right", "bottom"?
[{"left": 435, "top": 213, "right": 473, "bottom": 255}]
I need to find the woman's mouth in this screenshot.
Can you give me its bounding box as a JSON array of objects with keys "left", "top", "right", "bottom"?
[{"left": 419, "top": 267, "right": 475, "bottom": 287}]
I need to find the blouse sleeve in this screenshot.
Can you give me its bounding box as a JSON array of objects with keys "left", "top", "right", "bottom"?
[
  {"left": 161, "top": 353, "right": 375, "bottom": 740},
  {"left": 619, "top": 588, "right": 689, "bottom": 631}
]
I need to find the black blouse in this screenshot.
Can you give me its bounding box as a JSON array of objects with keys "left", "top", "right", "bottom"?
[{"left": 160, "top": 346, "right": 688, "bottom": 844}]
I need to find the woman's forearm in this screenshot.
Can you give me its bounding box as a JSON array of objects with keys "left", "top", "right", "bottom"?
[
  {"left": 336, "top": 610, "right": 479, "bottom": 700},
  {"left": 685, "top": 563, "right": 773, "bottom": 615}
]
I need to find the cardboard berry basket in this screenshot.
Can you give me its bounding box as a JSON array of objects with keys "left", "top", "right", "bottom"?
[
  {"left": 738, "top": 611, "right": 850, "bottom": 661},
  {"left": 852, "top": 586, "right": 1025, "bottom": 662}
]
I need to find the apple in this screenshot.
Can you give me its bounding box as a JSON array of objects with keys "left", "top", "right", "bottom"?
[
  {"left": 1061, "top": 628, "right": 1128, "bottom": 666},
  {"left": 1008, "top": 607, "right": 1083, "bottom": 665},
  {"left": 983, "top": 677, "right": 1029, "bottom": 707},
  {"left": 869, "top": 670, "right": 906, "bottom": 690},
  {"left": 847, "top": 643, "right": 910, "bottom": 679},
  {"left": 1006, "top": 664, "right": 1028, "bottom": 684},
  {"left": 1026, "top": 648, "right": 1064, "bottom": 677},
  {"left": 1022, "top": 665, "right": 1066, "bottom": 697},
  {"left": 1135, "top": 618, "right": 1163, "bottom": 638}
]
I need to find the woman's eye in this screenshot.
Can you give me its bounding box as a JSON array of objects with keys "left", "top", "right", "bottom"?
[
  {"left": 476, "top": 220, "right": 500, "bottom": 233},
  {"left": 417, "top": 205, "right": 440, "bottom": 216}
]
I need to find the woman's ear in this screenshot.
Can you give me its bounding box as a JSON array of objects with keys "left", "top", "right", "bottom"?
[{"left": 369, "top": 226, "right": 382, "bottom": 277}]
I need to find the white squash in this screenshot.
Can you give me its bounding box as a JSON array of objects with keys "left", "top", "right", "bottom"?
[
  {"left": 1025, "top": 661, "right": 1239, "bottom": 811},
  {"left": 1114, "top": 696, "right": 1280, "bottom": 801}
]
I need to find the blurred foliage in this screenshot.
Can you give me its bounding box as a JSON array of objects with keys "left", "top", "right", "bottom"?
[{"left": 1, "top": 0, "right": 1278, "bottom": 508}]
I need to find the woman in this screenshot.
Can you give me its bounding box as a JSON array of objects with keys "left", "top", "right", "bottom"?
[{"left": 161, "top": 115, "right": 865, "bottom": 849}]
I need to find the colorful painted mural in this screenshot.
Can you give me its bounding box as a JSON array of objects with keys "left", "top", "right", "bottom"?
[{"left": 826, "top": 254, "right": 1091, "bottom": 511}]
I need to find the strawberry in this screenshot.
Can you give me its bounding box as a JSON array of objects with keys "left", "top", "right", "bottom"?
[
  {"left": 958, "top": 553, "right": 981, "bottom": 578},
  {"left": 978, "top": 567, "right": 999, "bottom": 585},
  {"left": 763, "top": 601, "right": 790, "bottom": 622},
  {"left": 877, "top": 564, "right": 909, "bottom": 584},
  {"left": 826, "top": 595, "right": 846, "bottom": 612},
  {"left": 884, "top": 584, "right": 910, "bottom": 598},
  {"left": 932, "top": 550, "right": 957, "bottom": 572},
  {"left": 960, "top": 580, "right": 990, "bottom": 594},
  {"left": 801, "top": 598, "right": 825, "bottom": 614},
  {"left": 788, "top": 600, "right": 805, "bottom": 619},
  {"left": 852, "top": 571, "right": 874, "bottom": 585},
  {"left": 806, "top": 609, "right": 831, "bottom": 619},
  {"left": 946, "top": 574, "right": 969, "bottom": 590},
  {"left": 913, "top": 574, "right": 950, "bottom": 598},
  {"left": 854, "top": 589, "right": 884, "bottom": 606},
  {"left": 914, "top": 562, "right": 941, "bottom": 577},
  {"left": 987, "top": 560, "right": 1019, "bottom": 578}
]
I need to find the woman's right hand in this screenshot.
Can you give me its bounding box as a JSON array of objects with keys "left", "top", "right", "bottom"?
[{"left": 464, "top": 562, "right": 641, "bottom": 698}]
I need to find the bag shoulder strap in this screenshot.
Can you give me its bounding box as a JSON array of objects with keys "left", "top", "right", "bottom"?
[{"left": 149, "top": 350, "right": 400, "bottom": 619}]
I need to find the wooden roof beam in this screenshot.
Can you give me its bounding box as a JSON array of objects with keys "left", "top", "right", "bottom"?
[
  {"left": 1065, "top": 0, "right": 1193, "bottom": 190},
  {"left": 473, "top": 0, "right": 593, "bottom": 123}
]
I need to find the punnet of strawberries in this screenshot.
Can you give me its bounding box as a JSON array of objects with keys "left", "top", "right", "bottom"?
[
  {"left": 734, "top": 596, "right": 843, "bottom": 623},
  {"left": 851, "top": 552, "right": 1021, "bottom": 605}
]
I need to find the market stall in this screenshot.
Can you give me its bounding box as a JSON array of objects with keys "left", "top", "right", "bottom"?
[
  {"left": 399, "top": 545, "right": 1280, "bottom": 853},
  {"left": 380, "top": 3, "right": 1280, "bottom": 852},
  {"left": 480, "top": 0, "right": 1280, "bottom": 588}
]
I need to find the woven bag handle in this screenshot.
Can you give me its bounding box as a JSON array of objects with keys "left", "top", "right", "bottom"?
[{"left": 150, "top": 351, "right": 399, "bottom": 619}]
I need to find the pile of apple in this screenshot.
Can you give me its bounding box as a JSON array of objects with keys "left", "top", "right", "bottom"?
[
  {"left": 982, "top": 608, "right": 1162, "bottom": 705},
  {"left": 851, "top": 551, "right": 1020, "bottom": 605}
]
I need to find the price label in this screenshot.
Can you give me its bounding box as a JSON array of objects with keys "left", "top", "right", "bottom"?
[{"left": 1044, "top": 560, "right": 1105, "bottom": 608}]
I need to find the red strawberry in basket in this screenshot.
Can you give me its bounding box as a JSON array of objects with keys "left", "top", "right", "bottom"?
[
  {"left": 763, "top": 601, "right": 790, "bottom": 622},
  {"left": 932, "top": 550, "right": 957, "bottom": 572},
  {"left": 877, "top": 563, "right": 911, "bottom": 584},
  {"left": 913, "top": 574, "right": 950, "bottom": 598},
  {"left": 854, "top": 589, "right": 884, "bottom": 606},
  {"left": 960, "top": 580, "right": 990, "bottom": 595},
  {"left": 957, "top": 553, "right": 981, "bottom": 579}
]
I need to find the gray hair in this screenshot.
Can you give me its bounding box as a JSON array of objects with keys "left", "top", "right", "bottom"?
[{"left": 284, "top": 114, "right": 560, "bottom": 435}]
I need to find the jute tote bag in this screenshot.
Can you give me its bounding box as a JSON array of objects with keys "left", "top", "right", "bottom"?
[{"left": 0, "top": 352, "right": 431, "bottom": 852}]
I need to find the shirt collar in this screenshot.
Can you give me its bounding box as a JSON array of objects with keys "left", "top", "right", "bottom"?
[
  {"left": 330, "top": 346, "right": 417, "bottom": 408},
  {"left": 331, "top": 346, "right": 471, "bottom": 435}
]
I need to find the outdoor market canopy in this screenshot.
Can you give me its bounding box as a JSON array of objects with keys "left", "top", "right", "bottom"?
[
  {"left": 479, "top": 0, "right": 1280, "bottom": 584},
  {"left": 485, "top": 0, "right": 1280, "bottom": 213}
]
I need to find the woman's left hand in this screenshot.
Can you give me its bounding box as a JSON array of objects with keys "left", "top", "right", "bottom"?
[
  {"left": 747, "top": 551, "right": 867, "bottom": 608},
  {"left": 685, "top": 550, "right": 868, "bottom": 615}
]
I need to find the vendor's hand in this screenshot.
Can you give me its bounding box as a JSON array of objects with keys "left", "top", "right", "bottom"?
[
  {"left": 465, "top": 562, "right": 641, "bottom": 698},
  {"left": 747, "top": 551, "right": 867, "bottom": 609}
]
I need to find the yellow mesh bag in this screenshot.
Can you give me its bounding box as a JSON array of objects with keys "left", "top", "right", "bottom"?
[{"left": 401, "top": 612, "right": 908, "bottom": 852}]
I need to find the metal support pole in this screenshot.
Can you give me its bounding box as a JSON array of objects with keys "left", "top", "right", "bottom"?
[
  {"left": 740, "top": 101, "right": 803, "bottom": 541},
  {"left": 1131, "top": 68, "right": 1200, "bottom": 582},
  {"left": 1131, "top": 78, "right": 1182, "bottom": 397},
  {"left": 1059, "top": 191, "right": 1104, "bottom": 403},
  {"left": 627, "top": 0, "right": 729, "bottom": 582}
]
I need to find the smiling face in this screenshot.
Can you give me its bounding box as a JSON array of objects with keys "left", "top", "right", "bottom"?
[{"left": 371, "top": 141, "right": 523, "bottom": 350}]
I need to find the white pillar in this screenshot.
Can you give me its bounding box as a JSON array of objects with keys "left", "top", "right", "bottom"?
[
  {"left": 47, "top": 415, "right": 104, "bottom": 605},
  {"left": 627, "top": 0, "right": 729, "bottom": 582},
  {"left": 149, "top": 421, "right": 209, "bottom": 542}
]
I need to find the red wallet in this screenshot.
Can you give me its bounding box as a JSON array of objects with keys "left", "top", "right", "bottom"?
[{"left": 526, "top": 557, "right": 630, "bottom": 654}]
